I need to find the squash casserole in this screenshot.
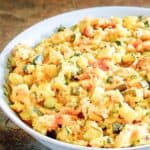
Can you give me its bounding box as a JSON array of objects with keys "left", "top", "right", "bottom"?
[{"left": 5, "top": 16, "right": 150, "bottom": 148}]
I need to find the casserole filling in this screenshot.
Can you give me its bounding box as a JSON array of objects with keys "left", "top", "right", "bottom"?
[{"left": 6, "top": 16, "right": 150, "bottom": 148}]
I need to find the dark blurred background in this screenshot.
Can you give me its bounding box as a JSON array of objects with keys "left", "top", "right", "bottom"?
[{"left": 0, "top": 0, "right": 149, "bottom": 149}]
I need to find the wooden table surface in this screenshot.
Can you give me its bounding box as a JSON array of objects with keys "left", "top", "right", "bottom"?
[{"left": 0, "top": 0, "right": 149, "bottom": 150}]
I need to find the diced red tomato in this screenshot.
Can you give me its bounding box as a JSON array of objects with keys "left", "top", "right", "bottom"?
[
  {"left": 86, "top": 83, "right": 94, "bottom": 91},
  {"left": 100, "top": 22, "right": 116, "bottom": 29},
  {"left": 48, "top": 114, "right": 63, "bottom": 131},
  {"left": 82, "top": 26, "right": 93, "bottom": 37},
  {"left": 93, "top": 21, "right": 116, "bottom": 29},
  {"left": 61, "top": 108, "right": 80, "bottom": 116},
  {"left": 78, "top": 73, "right": 91, "bottom": 80},
  {"left": 96, "top": 58, "right": 110, "bottom": 71},
  {"left": 132, "top": 39, "right": 142, "bottom": 49},
  {"left": 55, "top": 114, "right": 63, "bottom": 125}
]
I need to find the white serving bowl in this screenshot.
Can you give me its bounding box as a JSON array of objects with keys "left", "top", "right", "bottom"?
[{"left": 0, "top": 6, "right": 150, "bottom": 150}]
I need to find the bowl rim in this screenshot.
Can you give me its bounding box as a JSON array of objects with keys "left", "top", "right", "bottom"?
[{"left": 0, "top": 6, "right": 150, "bottom": 150}]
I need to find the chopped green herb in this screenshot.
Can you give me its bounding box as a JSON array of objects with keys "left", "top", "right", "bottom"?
[
  {"left": 131, "top": 139, "right": 140, "bottom": 146},
  {"left": 144, "top": 21, "right": 150, "bottom": 27},
  {"left": 70, "top": 34, "right": 76, "bottom": 42},
  {"left": 146, "top": 111, "right": 150, "bottom": 116},
  {"left": 112, "top": 122, "right": 123, "bottom": 134},
  {"left": 65, "top": 81, "right": 69, "bottom": 85},
  {"left": 7, "top": 57, "right": 13, "bottom": 72},
  {"left": 65, "top": 126, "right": 72, "bottom": 134},
  {"left": 23, "top": 64, "right": 29, "bottom": 73},
  {"left": 71, "top": 86, "right": 81, "bottom": 96},
  {"left": 130, "top": 74, "right": 138, "bottom": 79},
  {"left": 138, "top": 16, "right": 143, "bottom": 21},
  {"left": 57, "top": 25, "right": 66, "bottom": 32},
  {"left": 3, "top": 84, "right": 9, "bottom": 97},
  {"left": 71, "top": 24, "right": 78, "bottom": 31},
  {"left": 32, "top": 107, "right": 43, "bottom": 116},
  {"left": 106, "top": 137, "right": 112, "bottom": 144},
  {"left": 74, "top": 52, "right": 81, "bottom": 57},
  {"left": 106, "top": 76, "right": 113, "bottom": 84},
  {"left": 115, "top": 40, "right": 122, "bottom": 46},
  {"left": 118, "top": 102, "right": 122, "bottom": 108},
  {"left": 3, "top": 83, "right": 12, "bottom": 104},
  {"left": 131, "top": 53, "right": 137, "bottom": 59},
  {"left": 32, "top": 54, "right": 43, "bottom": 65},
  {"left": 70, "top": 52, "right": 81, "bottom": 58}
]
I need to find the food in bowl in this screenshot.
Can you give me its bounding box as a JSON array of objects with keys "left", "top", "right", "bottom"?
[{"left": 5, "top": 16, "right": 150, "bottom": 148}]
